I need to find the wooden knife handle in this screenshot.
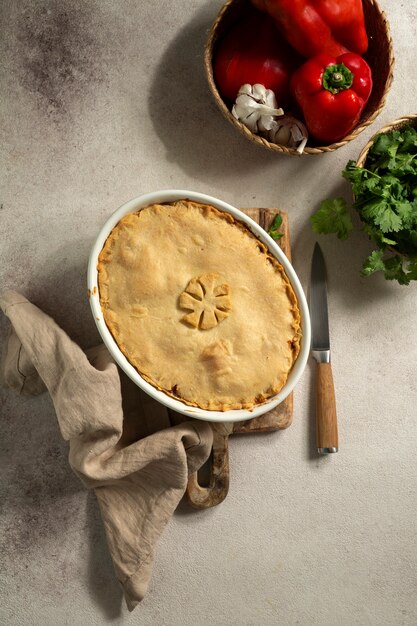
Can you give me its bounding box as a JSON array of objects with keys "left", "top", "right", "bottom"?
[{"left": 316, "top": 362, "right": 338, "bottom": 453}]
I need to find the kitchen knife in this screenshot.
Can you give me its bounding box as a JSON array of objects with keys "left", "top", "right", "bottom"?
[{"left": 310, "top": 242, "right": 338, "bottom": 454}]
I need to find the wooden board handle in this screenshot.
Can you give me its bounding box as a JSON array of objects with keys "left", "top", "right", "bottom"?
[
  {"left": 186, "top": 428, "right": 230, "bottom": 509},
  {"left": 316, "top": 362, "right": 338, "bottom": 453},
  {"left": 186, "top": 208, "right": 293, "bottom": 507}
]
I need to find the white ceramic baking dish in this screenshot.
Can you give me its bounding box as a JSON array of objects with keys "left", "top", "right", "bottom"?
[{"left": 88, "top": 190, "right": 310, "bottom": 423}]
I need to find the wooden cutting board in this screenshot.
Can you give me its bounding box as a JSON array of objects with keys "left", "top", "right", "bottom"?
[{"left": 184, "top": 208, "right": 294, "bottom": 509}]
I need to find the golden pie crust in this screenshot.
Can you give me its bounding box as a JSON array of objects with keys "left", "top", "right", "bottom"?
[{"left": 98, "top": 200, "right": 301, "bottom": 411}]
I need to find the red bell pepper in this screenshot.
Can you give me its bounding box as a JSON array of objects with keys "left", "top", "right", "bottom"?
[
  {"left": 214, "top": 11, "right": 301, "bottom": 105},
  {"left": 291, "top": 53, "right": 372, "bottom": 143},
  {"left": 251, "top": 0, "right": 368, "bottom": 58}
]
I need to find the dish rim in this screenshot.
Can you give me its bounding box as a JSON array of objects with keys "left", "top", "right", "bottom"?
[{"left": 87, "top": 189, "right": 311, "bottom": 423}]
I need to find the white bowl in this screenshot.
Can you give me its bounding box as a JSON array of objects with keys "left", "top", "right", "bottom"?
[{"left": 88, "top": 190, "right": 310, "bottom": 423}]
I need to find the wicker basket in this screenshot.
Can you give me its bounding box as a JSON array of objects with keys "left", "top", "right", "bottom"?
[
  {"left": 356, "top": 114, "right": 417, "bottom": 167},
  {"left": 204, "top": 0, "right": 394, "bottom": 156},
  {"left": 354, "top": 114, "right": 417, "bottom": 261}
]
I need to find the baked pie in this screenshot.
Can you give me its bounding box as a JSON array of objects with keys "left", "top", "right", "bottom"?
[{"left": 98, "top": 200, "right": 301, "bottom": 411}]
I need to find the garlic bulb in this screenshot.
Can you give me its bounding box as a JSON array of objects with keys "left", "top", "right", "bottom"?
[
  {"left": 232, "top": 84, "right": 284, "bottom": 133},
  {"left": 268, "top": 115, "right": 308, "bottom": 154}
]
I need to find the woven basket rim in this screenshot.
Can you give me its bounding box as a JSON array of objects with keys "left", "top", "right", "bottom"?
[
  {"left": 204, "top": 0, "right": 395, "bottom": 156},
  {"left": 356, "top": 114, "right": 417, "bottom": 167}
]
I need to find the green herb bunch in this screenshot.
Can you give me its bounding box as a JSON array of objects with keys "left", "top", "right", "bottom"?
[{"left": 311, "top": 124, "right": 417, "bottom": 285}]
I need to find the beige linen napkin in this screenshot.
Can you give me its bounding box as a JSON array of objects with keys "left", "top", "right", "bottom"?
[{"left": 0, "top": 290, "right": 213, "bottom": 611}]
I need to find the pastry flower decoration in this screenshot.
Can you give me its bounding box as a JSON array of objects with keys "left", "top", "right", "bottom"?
[{"left": 179, "top": 273, "right": 232, "bottom": 330}]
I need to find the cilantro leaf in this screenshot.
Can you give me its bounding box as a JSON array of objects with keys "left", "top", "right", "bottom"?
[
  {"left": 398, "top": 127, "right": 417, "bottom": 153},
  {"left": 383, "top": 256, "right": 410, "bottom": 284},
  {"left": 381, "top": 175, "right": 403, "bottom": 199},
  {"left": 406, "top": 259, "right": 417, "bottom": 281},
  {"left": 361, "top": 250, "right": 386, "bottom": 276},
  {"left": 362, "top": 223, "right": 397, "bottom": 247},
  {"left": 388, "top": 152, "right": 417, "bottom": 177},
  {"left": 395, "top": 201, "right": 415, "bottom": 229},
  {"left": 267, "top": 214, "right": 284, "bottom": 240},
  {"left": 311, "top": 198, "right": 353, "bottom": 240},
  {"left": 373, "top": 203, "right": 403, "bottom": 233},
  {"left": 371, "top": 132, "right": 400, "bottom": 157},
  {"left": 362, "top": 251, "right": 410, "bottom": 284},
  {"left": 361, "top": 177, "right": 382, "bottom": 194},
  {"left": 360, "top": 199, "right": 388, "bottom": 221}
]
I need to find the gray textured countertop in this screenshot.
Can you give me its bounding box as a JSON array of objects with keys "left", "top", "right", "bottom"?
[{"left": 1, "top": 1, "right": 416, "bottom": 625}]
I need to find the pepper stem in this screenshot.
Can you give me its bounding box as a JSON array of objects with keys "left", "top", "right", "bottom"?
[{"left": 322, "top": 63, "right": 354, "bottom": 94}]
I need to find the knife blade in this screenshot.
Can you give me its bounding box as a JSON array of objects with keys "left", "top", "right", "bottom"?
[{"left": 310, "top": 243, "right": 338, "bottom": 454}]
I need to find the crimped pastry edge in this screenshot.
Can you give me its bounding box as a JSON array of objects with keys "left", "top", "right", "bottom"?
[{"left": 97, "top": 200, "right": 302, "bottom": 411}]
